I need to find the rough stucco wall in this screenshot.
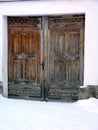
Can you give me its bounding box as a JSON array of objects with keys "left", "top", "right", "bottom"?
[
  {"left": 0, "top": 15, "right": 2, "bottom": 81},
  {"left": 84, "top": 8, "right": 98, "bottom": 85},
  {"left": 0, "top": 0, "right": 98, "bottom": 87}
]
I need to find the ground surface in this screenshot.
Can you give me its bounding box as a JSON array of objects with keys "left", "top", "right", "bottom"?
[{"left": 0, "top": 95, "right": 98, "bottom": 130}]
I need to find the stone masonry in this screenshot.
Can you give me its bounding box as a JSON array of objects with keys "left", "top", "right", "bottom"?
[{"left": 78, "top": 85, "right": 98, "bottom": 100}]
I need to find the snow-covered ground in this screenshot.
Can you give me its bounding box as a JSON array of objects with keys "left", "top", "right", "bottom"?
[{"left": 0, "top": 95, "right": 98, "bottom": 130}]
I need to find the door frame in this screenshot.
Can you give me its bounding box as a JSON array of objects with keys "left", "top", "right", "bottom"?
[{"left": 2, "top": 14, "right": 85, "bottom": 101}]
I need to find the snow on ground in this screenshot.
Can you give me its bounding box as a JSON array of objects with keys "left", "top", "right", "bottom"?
[{"left": 0, "top": 95, "right": 98, "bottom": 130}]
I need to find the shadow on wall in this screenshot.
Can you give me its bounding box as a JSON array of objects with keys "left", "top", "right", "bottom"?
[{"left": 0, "top": 82, "right": 2, "bottom": 94}]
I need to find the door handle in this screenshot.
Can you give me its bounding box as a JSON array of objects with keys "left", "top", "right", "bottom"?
[{"left": 40, "top": 61, "right": 44, "bottom": 71}]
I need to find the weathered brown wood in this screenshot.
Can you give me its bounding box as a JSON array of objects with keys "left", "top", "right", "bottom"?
[
  {"left": 49, "top": 14, "right": 85, "bottom": 29},
  {"left": 8, "top": 14, "right": 85, "bottom": 101},
  {"left": 47, "top": 14, "right": 85, "bottom": 101},
  {"left": 8, "top": 17, "right": 42, "bottom": 99}
]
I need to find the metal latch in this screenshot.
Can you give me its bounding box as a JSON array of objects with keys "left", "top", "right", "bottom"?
[{"left": 40, "top": 61, "right": 44, "bottom": 71}]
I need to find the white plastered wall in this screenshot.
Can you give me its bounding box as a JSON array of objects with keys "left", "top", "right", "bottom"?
[{"left": 0, "top": 0, "right": 98, "bottom": 97}]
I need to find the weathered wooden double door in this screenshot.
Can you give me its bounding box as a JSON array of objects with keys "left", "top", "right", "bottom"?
[{"left": 8, "top": 15, "right": 85, "bottom": 101}]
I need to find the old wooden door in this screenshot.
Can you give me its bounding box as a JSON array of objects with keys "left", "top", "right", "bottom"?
[
  {"left": 8, "top": 17, "right": 43, "bottom": 99},
  {"left": 8, "top": 15, "right": 85, "bottom": 101},
  {"left": 46, "top": 15, "right": 85, "bottom": 101}
]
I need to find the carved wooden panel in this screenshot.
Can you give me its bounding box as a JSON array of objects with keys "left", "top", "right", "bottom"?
[
  {"left": 49, "top": 30, "right": 81, "bottom": 85},
  {"left": 8, "top": 17, "right": 41, "bottom": 99},
  {"left": 49, "top": 14, "right": 85, "bottom": 29},
  {"left": 8, "top": 15, "right": 85, "bottom": 101},
  {"left": 8, "top": 17, "right": 41, "bottom": 28},
  {"left": 48, "top": 15, "right": 85, "bottom": 100}
]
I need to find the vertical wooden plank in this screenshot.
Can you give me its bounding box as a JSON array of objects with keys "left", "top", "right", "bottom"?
[
  {"left": 25, "top": 59, "right": 29, "bottom": 80},
  {"left": 36, "top": 30, "right": 41, "bottom": 84},
  {"left": 43, "top": 17, "right": 49, "bottom": 100},
  {"left": 22, "top": 61, "right": 25, "bottom": 79},
  {"left": 8, "top": 29, "right": 13, "bottom": 81},
  {"left": 80, "top": 28, "right": 84, "bottom": 85}
]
